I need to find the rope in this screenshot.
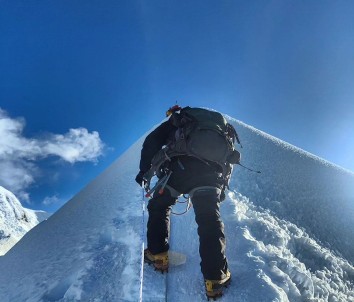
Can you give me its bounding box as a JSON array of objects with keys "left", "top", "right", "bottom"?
[
  {"left": 139, "top": 188, "right": 145, "bottom": 302},
  {"left": 238, "top": 162, "right": 261, "bottom": 173}
]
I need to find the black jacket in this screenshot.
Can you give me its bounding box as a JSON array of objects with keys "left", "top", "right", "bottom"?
[
  {"left": 139, "top": 118, "right": 224, "bottom": 193},
  {"left": 139, "top": 120, "right": 177, "bottom": 173}
]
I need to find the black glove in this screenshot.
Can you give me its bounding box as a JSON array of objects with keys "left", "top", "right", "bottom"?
[
  {"left": 135, "top": 171, "right": 146, "bottom": 187},
  {"left": 220, "top": 189, "right": 226, "bottom": 201}
]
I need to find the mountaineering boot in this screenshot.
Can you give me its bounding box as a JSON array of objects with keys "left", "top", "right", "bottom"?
[
  {"left": 205, "top": 270, "right": 231, "bottom": 300},
  {"left": 144, "top": 249, "right": 169, "bottom": 273}
]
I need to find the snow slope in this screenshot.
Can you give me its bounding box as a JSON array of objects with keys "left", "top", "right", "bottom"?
[
  {"left": 0, "top": 116, "right": 353, "bottom": 302},
  {"left": 0, "top": 186, "right": 49, "bottom": 256}
]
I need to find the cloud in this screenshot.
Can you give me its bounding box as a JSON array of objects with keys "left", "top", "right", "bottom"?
[
  {"left": 42, "top": 195, "right": 60, "bottom": 206},
  {"left": 0, "top": 108, "right": 105, "bottom": 201},
  {"left": 0, "top": 160, "right": 36, "bottom": 202},
  {"left": 41, "top": 128, "right": 104, "bottom": 163}
]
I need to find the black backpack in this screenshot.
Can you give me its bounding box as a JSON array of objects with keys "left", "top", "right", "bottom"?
[
  {"left": 169, "top": 107, "right": 241, "bottom": 166},
  {"left": 148, "top": 107, "right": 241, "bottom": 186}
]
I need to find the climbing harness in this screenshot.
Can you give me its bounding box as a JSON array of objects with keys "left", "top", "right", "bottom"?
[
  {"left": 144, "top": 169, "right": 192, "bottom": 216},
  {"left": 171, "top": 195, "right": 192, "bottom": 216}
]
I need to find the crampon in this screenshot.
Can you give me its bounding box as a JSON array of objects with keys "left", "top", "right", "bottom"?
[
  {"left": 205, "top": 270, "right": 231, "bottom": 300},
  {"left": 144, "top": 249, "right": 169, "bottom": 273}
]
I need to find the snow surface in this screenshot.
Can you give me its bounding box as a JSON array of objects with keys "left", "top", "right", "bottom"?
[
  {"left": 0, "top": 116, "right": 353, "bottom": 302},
  {"left": 0, "top": 186, "right": 50, "bottom": 256}
]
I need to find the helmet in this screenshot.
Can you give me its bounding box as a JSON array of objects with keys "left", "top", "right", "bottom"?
[{"left": 166, "top": 104, "right": 182, "bottom": 117}]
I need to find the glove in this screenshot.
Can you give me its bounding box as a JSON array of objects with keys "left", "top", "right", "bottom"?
[
  {"left": 135, "top": 171, "right": 146, "bottom": 187},
  {"left": 220, "top": 189, "right": 226, "bottom": 201},
  {"left": 227, "top": 150, "right": 241, "bottom": 164}
]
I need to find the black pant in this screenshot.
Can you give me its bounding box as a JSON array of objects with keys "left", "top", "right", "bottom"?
[{"left": 147, "top": 187, "right": 228, "bottom": 280}]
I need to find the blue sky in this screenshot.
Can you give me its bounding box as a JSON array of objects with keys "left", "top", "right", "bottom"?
[{"left": 1, "top": 0, "right": 354, "bottom": 212}]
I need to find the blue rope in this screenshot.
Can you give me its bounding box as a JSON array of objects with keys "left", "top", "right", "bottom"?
[{"left": 139, "top": 188, "right": 145, "bottom": 302}]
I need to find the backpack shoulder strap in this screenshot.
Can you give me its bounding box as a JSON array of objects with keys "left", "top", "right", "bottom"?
[{"left": 169, "top": 112, "right": 182, "bottom": 127}]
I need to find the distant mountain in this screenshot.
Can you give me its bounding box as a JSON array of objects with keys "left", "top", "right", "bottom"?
[
  {"left": 0, "top": 115, "right": 353, "bottom": 301},
  {"left": 0, "top": 186, "right": 50, "bottom": 255}
]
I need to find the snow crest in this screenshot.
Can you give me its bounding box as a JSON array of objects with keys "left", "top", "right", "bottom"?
[
  {"left": 226, "top": 191, "right": 354, "bottom": 301},
  {"left": 0, "top": 186, "right": 48, "bottom": 255},
  {"left": 0, "top": 116, "right": 353, "bottom": 301}
]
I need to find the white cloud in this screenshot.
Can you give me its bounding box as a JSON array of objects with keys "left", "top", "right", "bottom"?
[
  {"left": 42, "top": 128, "right": 104, "bottom": 163},
  {"left": 42, "top": 195, "right": 60, "bottom": 206},
  {"left": 0, "top": 108, "right": 105, "bottom": 200},
  {"left": 0, "top": 160, "right": 36, "bottom": 203}
]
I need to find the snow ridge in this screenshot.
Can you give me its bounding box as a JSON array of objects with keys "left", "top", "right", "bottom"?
[
  {"left": 229, "top": 118, "right": 354, "bottom": 263},
  {"left": 0, "top": 115, "right": 353, "bottom": 301},
  {"left": 226, "top": 191, "right": 354, "bottom": 301},
  {"left": 0, "top": 186, "right": 48, "bottom": 255}
]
